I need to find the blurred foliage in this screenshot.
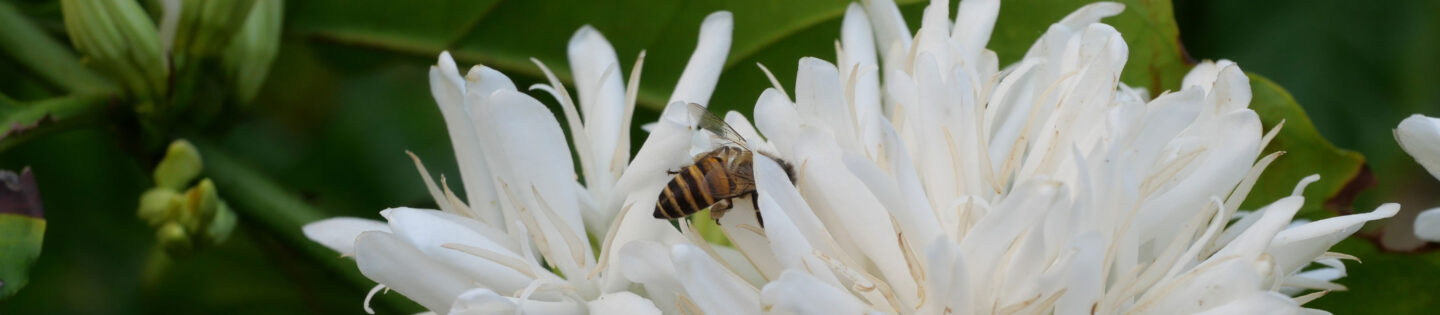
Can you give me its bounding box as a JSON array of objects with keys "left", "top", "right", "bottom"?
[{"left": 0, "top": 0, "right": 1436, "bottom": 314}]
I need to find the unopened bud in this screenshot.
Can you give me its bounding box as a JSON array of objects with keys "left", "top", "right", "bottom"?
[
  {"left": 202, "top": 202, "right": 237, "bottom": 245},
  {"left": 153, "top": 140, "right": 202, "bottom": 190},
  {"left": 157, "top": 221, "right": 193, "bottom": 256},
  {"left": 137, "top": 188, "right": 182, "bottom": 227},
  {"left": 182, "top": 179, "right": 219, "bottom": 231},
  {"left": 60, "top": 0, "right": 167, "bottom": 101},
  {"left": 173, "top": 0, "right": 258, "bottom": 59},
  {"left": 223, "top": 0, "right": 283, "bottom": 105}
]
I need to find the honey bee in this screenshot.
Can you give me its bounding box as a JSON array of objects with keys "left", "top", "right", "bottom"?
[{"left": 653, "top": 104, "right": 795, "bottom": 226}]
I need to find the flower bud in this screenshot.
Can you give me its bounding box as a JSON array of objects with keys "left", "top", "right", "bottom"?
[
  {"left": 153, "top": 140, "right": 202, "bottom": 190},
  {"left": 172, "top": 0, "right": 258, "bottom": 59},
  {"left": 60, "top": 0, "right": 167, "bottom": 101},
  {"left": 222, "top": 0, "right": 283, "bottom": 105},
  {"left": 156, "top": 221, "right": 193, "bottom": 256},
  {"left": 182, "top": 179, "right": 219, "bottom": 231},
  {"left": 202, "top": 202, "right": 237, "bottom": 245},
  {"left": 136, "top": 188, "right": 182, "bottom": 227}
]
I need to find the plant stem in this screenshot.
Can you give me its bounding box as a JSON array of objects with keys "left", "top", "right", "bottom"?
[
  {"left": 0, "top": 1, "right": 116, "bottom": 94},
  {"left": 193, "top": 141, "right": 417, "bottom": 312}
]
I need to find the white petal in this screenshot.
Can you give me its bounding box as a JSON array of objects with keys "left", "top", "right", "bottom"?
[
  {"left": 385, "top": 208, "right": 537, "bottom": 293},
  {"left": 568, "top": 25, "right": 627, "bottom": 193},
  {"left": 354, "top": 231, "right": 472, "bottom": 313},
  {"left": 1133, "top": 258, "right": 1263, "bottom": 314},
  {"left": 951, "top": 0, "right": 999, "bottom": 65},
  {"left": 448, "top": 288, "right": 587, "bottom": 315},
  {"left": 671, "top": 244, "right": 761, "bottom": 315},
  {"left": 303, "top": 217, "right": 389, "bottom": 256},
  {"left": 1056, "top": 2, "right": 1125, "bottom": 30},
  {"left": 668, "top": 11, "right": 732, "bottom": 107},
  {"left": 1215, "top": 196, "right": 1304, "bottom": 260},
  {"left": 1190, "top": 291, "right": 1301, "bottom": 315},
  {"left": 795, "top": 57, "right": 860, "bottom": 152},
  {"left": 600, "top": 103, "right": 691, "bottom": 292},
  {"left": 473, "top": 89, "right": 593, "bottom": 275},
  {"left": 754, "top": 88, "right": 803, "bottom": 157},
  {"left": 1396, "top": 114, "right": 1440, "bottom": 179},
  {"left": 862, "top": 0, "right": 913, "bottom": 66},
  {"left": 618, "top": 240, "right": 685, "bottom": 315},
  {"left": 916, "top": 237, "right": 973, "bottom": 315},
  {"left": 1267, "top": 203, "right": 1399, "bottom": 276},
  {"left": 1416, "top": 207, "right": 1440, "bottom": 242},
  {"left": 587, "top": 292, "right": 662, "bottom": 315},
  {"left": 761, "top": 270, "right": 868, "bottom": 315},
  {"left": 793, "top": 128, "right": 918, "bottom": 308},
  {"left": 429, "top": 58, "right": 504, "bottom": 229}
]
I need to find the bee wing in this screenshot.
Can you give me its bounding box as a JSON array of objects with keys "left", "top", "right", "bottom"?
[{"left": 688, "top": 103, "right": 751, "bottom": 150}]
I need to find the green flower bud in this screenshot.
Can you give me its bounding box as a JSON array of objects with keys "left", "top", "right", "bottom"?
[
  {"left": 136, "top": 188, "right": 182, "bottom": 227},
  {"left": 222, "top": 0, "right": 283, "bottom": 105},
  {"left": 156, "top": 221, "right": 192, "bottom": 256},
  {"left": 60, "top": 0, "right": 167, "bottom": 102},
  {"left": 173, "top": 0, "right": 258, "bottom": 59},
  {"left": 182, "top": 179, "right": 219, "bottom": 232},
  {"left": 202, "top": 202, "right": 237, "bottom": 246},
  {"left": 153, "top": 139, "right": 202, "bottom": 190}
]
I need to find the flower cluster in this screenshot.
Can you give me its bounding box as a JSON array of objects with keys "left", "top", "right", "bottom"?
[{"left": 305, "top": 0, "right": 1400, "bottom": 314}]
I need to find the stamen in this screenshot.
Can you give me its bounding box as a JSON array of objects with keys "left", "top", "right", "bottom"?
[
  {"left": 442, "top": 243, "right": 538, "bottom": 278},
  {"left": 588, "top": 202, "right": 635, "bottom": 280},
  {"left": 755, "top": 63, "right": 790, "bottom": 101},
  {"left": 363, "top": 284, "right": 386, "bottom": 314},
  {"left": 406, "top": 151, "right": 455, "bottom": 214},
  {"left": 530, "top": 58, "right": 598, "bottom": 193},
  {"left": 531, "top": 185, "right": 590, "bottom": 269},
  {"left": 1294, "top": 290, "right": 1330, "bottom": 306},
  {"left": 614, "top": 50, "right": 646, "bottom": 176}
]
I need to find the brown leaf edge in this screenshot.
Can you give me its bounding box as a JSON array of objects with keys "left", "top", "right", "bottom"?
[{"left": 0, "top": 167, "right": 43, "bottom": 219}]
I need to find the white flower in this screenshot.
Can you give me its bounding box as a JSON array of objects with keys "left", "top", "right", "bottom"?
[
  {"left": 618, "top": 1, "right": 1398, "bottom": 314},
  {"left": 302, "top": 12, "right": 735, "bottom": 314},
  {"left": 1395, "top": 114, "right": 1440, "bottom": 242}
]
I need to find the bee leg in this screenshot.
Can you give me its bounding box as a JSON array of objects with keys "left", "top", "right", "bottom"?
[
  {"left": 750, "top": 192, "right": 764, "bottom": 227},
  {"left": 666, "top": 169, "right": 681, "bottom": 175},
  {"left": 710, "top": 199, "right": 732, "bottom": 224}
]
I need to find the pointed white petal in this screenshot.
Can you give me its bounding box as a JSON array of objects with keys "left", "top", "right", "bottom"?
[
  {"left": 354, "top": 231, "right": 472, "bottom": 313},
  {"left": 952, "top": 0, "right": 999, "bottom": 64},
  {"left": 669, "top": 11, "right": 732, "bottom": 107},
  {"left": 671, "top": 244, "right": 762, "bottom": 315},
  {"left": 304, "top": 217, "right": 390, "bottom": 256},
  {"left": 473, "top": 89, "right": 593, "bottom": 274},
  {"left": 1267, "top": 203, "right": 1398, "bottom": 275},
  {"left": 618, "top": 240, "right": 685, "bottom": 315},
  {"left": 761, "top": 270, "right": 868, "bottom": 315},
  {"left": 568, "top": 25, "right": 627, "bottom": 193},
  {"left": 386, "top": 208, "right": 537, "bottom": 293}
]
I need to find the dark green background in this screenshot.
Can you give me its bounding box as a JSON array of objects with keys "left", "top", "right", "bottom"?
[{"left": 1, "top": 0, "right": 1436, "bottom": 313}]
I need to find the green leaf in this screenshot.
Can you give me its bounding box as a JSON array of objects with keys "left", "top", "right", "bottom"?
[
  {"left": 0, "top": 167, "right": 45, "bottom": 299},
  {"left": 284, "top": 0, "right": 928, "bottom": 114}
]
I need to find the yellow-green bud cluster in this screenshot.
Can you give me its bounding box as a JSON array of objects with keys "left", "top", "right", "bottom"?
[{"left": 136, "top": 140, "right": 236, "bottom": 256}]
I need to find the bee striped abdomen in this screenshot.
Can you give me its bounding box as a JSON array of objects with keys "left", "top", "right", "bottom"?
[{"left": 655, "top": 157, "right": 728, "bottom": 220}]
